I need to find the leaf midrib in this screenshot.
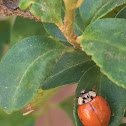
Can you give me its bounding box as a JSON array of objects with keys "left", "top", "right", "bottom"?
[
  {"left": 48, "top": 59, "right": 92, "bottom": 80},
  {"left": 85, "top": 0, "right": 110, "bottom": 25},
  {"left": 11, "top": 49, "right": 62, "bottom": 108},
  {"left": 91, "top": 0, "right": 114, "bottom": 22}
]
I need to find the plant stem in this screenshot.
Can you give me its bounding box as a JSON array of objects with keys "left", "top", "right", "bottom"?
[
  {"left": 72, "top": 0, "right": 84, "bottom": 9},
  {"left": 0, "top": 0, "right": 41, "bottom": 22},
  {"left": 0, "top": 0, "right": 84, "bottom": 49},
  {"left": 57, "top": 0, "right": 84, "bottom": 49}
]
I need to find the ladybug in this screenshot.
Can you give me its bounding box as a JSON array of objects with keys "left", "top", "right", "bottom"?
[{"left": 77, "top": 90, "right": 111, "bottom": 126}]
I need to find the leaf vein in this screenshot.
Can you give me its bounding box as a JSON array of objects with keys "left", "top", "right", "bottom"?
[
  {"left": 12, "top": 49, "right": 61, "bottom": 106},
  {"left": 49, "top": 59, "right": 92, "bottom": 79}
]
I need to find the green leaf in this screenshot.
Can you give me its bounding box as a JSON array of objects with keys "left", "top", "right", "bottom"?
[
  {"left": 58, "top": 95, "right": 75, "bottom": 123},
  {"left": 44, "top": 23, "right": 66, "bottom": 41},
  {"left": 10, "top": 16, "right": 48, "bottom": 47},
  {"left": 0, "top": 109, "right": 35, "bottom": 126},
  {"left": 80, "top": 0, "right": 126, "bottom": 27},
  {"left": 31, "top": 88, "right": 60, "bottom": 109},
  {"left": 74, "top": 65, "right": 126, "bottom": 126},
  {"left": 42, "top": 51, "right": 95, "bottom": 90},
  {"left": 74, "top": 24, "right": 83, "bottom": 36},
  {"left": 103, "top": 4, "right": 126, "bottom": 18},
  {"left": 80, "top": 18, "right": 126, "bottom": 88},
  {"left": 18, "top": 0, "right": 36, "bottom": 10},
  {"left": 116, "top": 6, "right": 126, "bottom": 19},
  {"left": 75, "top": 66, "right": 101, "bottom": 96},
  {"left": 0, "top": 19, "right": 10, "bottom": 57},
  {"left": 74, "top": 66, "right": 100, "bottom": 126},
  {"left": 74, "top": 9, "right": 84, "bottom": 35},
  {"left": 43, "top": 21, "right": 82, "bottom": 42},
  {"left": 19, "top": 0, "right": 62, "bottom": 23},
  {"left": 0, "top": 36, "right": 65, "bottom": 113}
]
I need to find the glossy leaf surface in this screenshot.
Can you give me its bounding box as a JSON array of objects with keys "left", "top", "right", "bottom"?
[
  {"left": 80, "top": 18, "right": 126, "bottom": 88},
  {"left": 0, "top": 36, "right": 65, "bottom": 113}
]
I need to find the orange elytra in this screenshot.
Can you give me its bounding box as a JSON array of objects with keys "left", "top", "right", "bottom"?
[{"left": 77, "top": 90, "right": 111, "bottom": 126}]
